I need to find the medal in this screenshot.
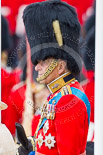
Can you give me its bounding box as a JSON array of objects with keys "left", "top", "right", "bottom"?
[
  {"left": 43, "top": 120, "right": 49, "bottom": 135},
  {"left": 45, "top": 133, "right": 56, "bottom": 149}
]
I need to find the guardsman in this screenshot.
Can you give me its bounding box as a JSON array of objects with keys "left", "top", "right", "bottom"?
[
  {"left": 0, "top": 102, "right": 16, "bottom": 155},
  {"left": 1, "top": 15, "right": 21, "bottom": 125},
  {"left": 81, "top": 10, "right": 95, "bottom": 142},
  {"left": 16, "top": 0, "right": 90, "bottom": 155}
]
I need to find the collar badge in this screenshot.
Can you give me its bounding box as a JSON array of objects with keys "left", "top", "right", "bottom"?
[{"left": 52, "top": 83, "right": 59, "bottom": 89}]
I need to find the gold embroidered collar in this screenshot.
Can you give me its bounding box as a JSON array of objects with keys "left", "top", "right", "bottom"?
[{"left": 47, "top": 72, "right": 75, "bottom": 94}]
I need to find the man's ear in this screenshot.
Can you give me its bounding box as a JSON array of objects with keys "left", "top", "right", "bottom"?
[{"left": 57, "top": 60, "right": 67, "bottom": 75}]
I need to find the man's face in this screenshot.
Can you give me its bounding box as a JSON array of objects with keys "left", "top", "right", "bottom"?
[{"left": 35, "top": 58, "right": 59, "bottom": 85}]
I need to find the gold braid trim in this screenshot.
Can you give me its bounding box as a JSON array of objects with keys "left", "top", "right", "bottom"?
[
  {"left": 36, "top": 59, "right": 58, "bottom": 82},
  {"left": 28, "top": 137, "right": 35, "bottom": 151}
]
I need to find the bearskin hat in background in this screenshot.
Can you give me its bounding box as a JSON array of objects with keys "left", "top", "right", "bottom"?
[
  {"left": 83, "top": 26, "right": 95, "bottom": 71},
  {"left": 1, "top": 15, "right": 12, "bottom": 52},
  {"left": 82, "top": 10, "right": 95, "bottom": 71},
  {"left": 23, "top": 0, "right": 82, "bottom": 76}
]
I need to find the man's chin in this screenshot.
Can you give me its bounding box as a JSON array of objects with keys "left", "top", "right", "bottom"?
[
  {"left": 39, "top": 79, "right": 46, "bottom": 84},
  {"left": 38, "top": 79, "right": 50, "bottom": 85}
]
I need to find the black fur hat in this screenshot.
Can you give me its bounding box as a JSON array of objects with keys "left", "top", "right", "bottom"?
[
  {"left": 83, "top": 26, "right": 95, "bottom": 71},
  {"left": 1, "top": 15, "right": 11, "bottom": 51},
  {"left": 23, "top": 0, "right": 82, "bottom": 75}
]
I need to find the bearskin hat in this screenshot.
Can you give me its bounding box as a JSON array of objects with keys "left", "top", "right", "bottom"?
[
  {"left": 23, "top": 0, "right": 82, "bottom": 75},
  {"left": 83, "top": 26, "right": 95, "bottom": 71},
  {"left": 1, "top": 15, "right": 11, "bottom": 51}
]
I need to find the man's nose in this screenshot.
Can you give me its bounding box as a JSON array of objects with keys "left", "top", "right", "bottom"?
[{"left": 35, "top": 63, "right": 41, "bottom": 71}]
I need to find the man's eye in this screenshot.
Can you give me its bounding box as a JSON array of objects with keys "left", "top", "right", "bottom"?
[
  {"left": 41, "top": 61, "right": 46, "bottom": 65},
  {"left": 45, "top": 59, "right": 50, "bottom": 64}
]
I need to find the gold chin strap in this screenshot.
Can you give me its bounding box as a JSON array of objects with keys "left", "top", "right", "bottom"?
[
  {"left": 53, "top": 20, "right": 63, "bottom": 47},
  {"left": 36, "top": 59, "right": 58, "bottom": 82}
]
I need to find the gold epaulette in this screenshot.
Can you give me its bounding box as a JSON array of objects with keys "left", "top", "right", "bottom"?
[{"left": 61, "top": 85, "right": 72, "bottom": 96}]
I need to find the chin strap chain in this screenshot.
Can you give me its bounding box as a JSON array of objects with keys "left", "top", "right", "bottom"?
[{"left": 36, "top": 59, "right": 58, "bottom": 82}]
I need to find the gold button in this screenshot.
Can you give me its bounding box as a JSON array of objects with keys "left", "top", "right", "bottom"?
[
  {"left": 47, "top": 139, "right": 52, "bottom": 144},
  {"left": 52, "top": 100, "right": 56, "bottom": 104},
  {"left": 38, "top": 139, "right": 42, "bottom": 143}
]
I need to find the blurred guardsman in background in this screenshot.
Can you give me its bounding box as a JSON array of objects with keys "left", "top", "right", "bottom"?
[
  {"left": 0, "top": 102, "right": 16, "bottom": 155},
  {"left": 81, "top": 4, "right": 95, "bottom": 142},
  {"left": 1, "top": 15, "right": 21, "bottom": 125},
  {"left": 16, "top": 0, "right": 90, "bottom": 155}
]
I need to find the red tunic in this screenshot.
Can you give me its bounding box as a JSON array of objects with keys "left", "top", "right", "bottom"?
[
  {"left": 81, "top": 71, "right": 94, "bottom": 141},
  {"left": 35, "top": 80, "right": 90, "bottom": 155},
  {"left": 32, "top": 115, "right": 40, "bottom": 136},
  {"left": 6, "top": 82, "right": 26, "bottom": 135},
  {"left": 82, "top": 71, "right": 94, "bottom": 122},
  {"left": 1, "top": 67, "right": 21, "bottom": 125}
]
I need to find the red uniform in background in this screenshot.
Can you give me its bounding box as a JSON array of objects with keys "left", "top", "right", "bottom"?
[
  {"left": 6, "top": 82, "right": 26, "bottom": 135},
  {"left": 81, "top": 70, "right": 94, "bottom": 142},
  {"left": 1, "top": 0, "right": 45, "bottom": 34},
  {"left": 1, "top": 67, "right": 21, "bottom": 125},
  {"left": 65, "top": 0, "right": 94, "bottom": 24},
  {"left": 82, "top": 70, "right": 94, "bottom": 123}
]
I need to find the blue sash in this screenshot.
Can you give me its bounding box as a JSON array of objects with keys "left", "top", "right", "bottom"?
[
  {"left": 29, "top": 151, "right": 35, "bottom": 155},
  {"left": 71, "top": 87, "right": 90, "bottom": 124}
]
